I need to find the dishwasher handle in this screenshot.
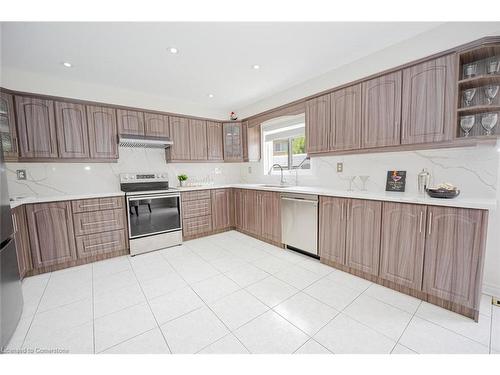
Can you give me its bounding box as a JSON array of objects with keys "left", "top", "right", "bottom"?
[{"left": 281, "top": 197, "right": 318, "bottom": 204}]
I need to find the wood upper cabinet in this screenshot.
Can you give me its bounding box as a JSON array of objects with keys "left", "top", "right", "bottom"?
[
  {"left": 0, "top": 92, "right": 18, "bottom": 160},
  {"left": 168, "top": 116, "right": 190, "bottom": 160},
  {"left": 206, "top": 121, "right": 224, "bottom": 161},
  {"left": 117, "top": 109, "right": 145, "bottom": 136},
  {"left": 422, "top": 206, "right": 487, "bottom": 309},
  {"left": 86, "top": 105, "right": 118, "bottom": 159},
  {"left": 345, "top": 199, "right": 382, "bottom": 276},
  {"left": 246, "top": 123, "right": 261, "bottom": 162},
  {"left": 259, "top": 191, "right": 281, "bottom": 243},
  {"left": 330, "top": 84, "right": 362, "bottom": 151},
  {"left": 189, "top": 119, "right": 208, "bottom": 160},
  {"left": 144, "top": 112, "right": 169, "bottom": 138},
  {"left": 305, "top": 94, "right": 330, "bottom": 154},
  {"left": 223, "top": 122, "right": 243, "bottom": 161},
  {"left": 12, "top": 205, "right": 32, "bottom": 278},
  {"left": 362, "top": 71, "right": 402, "bottom": 148},
  {"left": 401, "top": 54, "right": 457, "bottom": 144},
  {"left": 25, "top": 201, "right": 77, "bottom": 268},
  {"left": 319, "top": 196, "right": 348, "bottom": 264},
  {"left": 15, "top": 96, "right": 58, "bottom": 158},
  {"left": 211, "top": 189, "right": 233, "bottom": 230},
  {"left": 54, "top": 101, "right": 90, "bottom": 158},
  {"left": 379, "top": 202, "right": 426, "bottom": 289}
]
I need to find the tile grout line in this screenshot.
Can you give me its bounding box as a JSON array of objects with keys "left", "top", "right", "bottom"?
[{"left": 390, "top": 300, "right": 423, "bottom": 354}]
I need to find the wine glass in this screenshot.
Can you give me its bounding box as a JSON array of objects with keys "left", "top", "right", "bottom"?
[
  {"left": 463, "top": 88, "right": 476, "bottom": 107},
  {"left": 460, "top": 115, "right": 475, "bottom": 137},
  {"left": 484, "top": 85, "right": 499, "bottom": 105},
  {"left": 481, "top": 113, "right": 498, "bottom": 136},
  {"left": 463, "top": 63, "right": 477, "bottom": 79},
  {"left": 358, "top": 176, "right": 370, "bottom": 191},
  {"left": 347, "top": 176, "right": 357, "bottom": 191},
  {"left": 487, "top": 57, "right": 500, "bottom": 75}
]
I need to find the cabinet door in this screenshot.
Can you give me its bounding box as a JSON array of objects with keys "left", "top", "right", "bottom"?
[
  {"left": 246, "top": 123, "right": 261, "bottom": 162},
  {"left": 243, "top": 190, "right": 260, "bottom": 235},
  {"left": 379, "top": 202, "right": 426, "bottom": 289},
  {"left": 319, "top": 196, "right": 348, "bottom": 264},
  {"left": 362, "top": 71, "right": 402, "bottom": 148},
  {"left": 233, "top": 189, "right": 244, "bottom": 230},
  {"left": 260, "top": 191, "right": 281, "bottom": 243},
  {"left": 305, "top": 94, "right": 330, "bottom": 154},
  {"left": 0, "top": 92, "right": 18, "bottom": 160},
  {"left": 144, "top": 112, "right": 169, "bottom": 138},
  {"left": 206, "top": 121, "right": 224, "bottom": 161},
  {"left": 26, "top": 202, "right": 77, "bottom": 268},
  {"left": 189, "top": 119, "right": 208, "bottom": 160},
  {"left": 15, "top": 96, "right": 58, "bottom": 158},
  {"left": 55, "top": 101, "right": 90, "bottom": 158},
  {"left": 223, "top": 122, "right": 243, "bottom": 161},
  {"left": 331, "top": 84, "right": 362, "bottom": 151},
  {"left": 117, "top": 109, "right": 145, "bottom": 136},
  {"left": 87, "top": 105, "right": 118, "bottom": 159},
  {"left": 345, "top": 199, "right": 382, "bottom": 276},
  {"left": 12, "top": 205, "right": 32, "bottom": 278},
  {"left": 422, "top": 206, "right": 486, "bottom": 308},
  {"left": 168, "top": 116, "right": 190, "bottom": 160},
  {"left": 212, "top": 189, "right": 232, "bottom": 230},
  {"left": 401, "top": 54, "right": 457, "bottom": 144}
]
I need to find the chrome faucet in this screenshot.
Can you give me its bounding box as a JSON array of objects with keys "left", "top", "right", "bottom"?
[{"left": 268, "top": 164, "right": 286, "bottom": 185}]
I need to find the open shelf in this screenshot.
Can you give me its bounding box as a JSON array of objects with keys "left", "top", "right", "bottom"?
[
  {"left": 458, "top": 74, "right": 500, "bottom": 90},
  {"left": 457, "top": 105, "right": 500, "bottom": 115}
]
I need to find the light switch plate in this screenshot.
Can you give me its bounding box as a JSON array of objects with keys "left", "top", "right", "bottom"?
[
  {"left": 336, "top": 162, "right": 343, "bottom": 173},
  {"left": 16, "top": 169, "right": 27, "bottom": 180}
]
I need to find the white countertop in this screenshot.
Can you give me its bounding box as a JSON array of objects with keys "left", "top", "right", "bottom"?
[{"left": 9, "top": 191, "right": 125, "bottom": 209}]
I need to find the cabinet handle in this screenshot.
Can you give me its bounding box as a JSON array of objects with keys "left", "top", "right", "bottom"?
[
  {"left": 80, "top": 202, "right": 116, "bottom": 208},
  {"left": 82, "top": 219, "right": 117, "bottom": 226},
  {"left": 85, "top": 240, "right": 119, "bottom": 250},
  {"left": 341, "top": 203, "right": 344, "bottom": 221},
  {"left": 346, "top": 202, "right": 350, "bottom": 221},
  {"left": 419, "top": 211, "right": 423, "bottom": 233},
  {"left": 12, "top": 214, "right": 18, "bottom": 233},
  {"left": 428, "top": 212, "right": 433, "bottom": 235}
]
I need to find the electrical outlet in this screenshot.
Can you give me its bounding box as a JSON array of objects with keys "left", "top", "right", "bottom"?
[
  {"left": 336, "top": 162, "right": 343, "bottom": 173},
  {"left": 16, "top": 169, "right": 27, "bottom": 180},
  {"left": 493, "top": 297, "right": 500, "bottom": 307},
  {"left": 248, "top": 166, "right": 252, "bottom": 174}
]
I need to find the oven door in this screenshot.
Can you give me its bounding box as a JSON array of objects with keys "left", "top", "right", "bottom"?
[{"left": 127, "top": 193, "right": 181, "bottom": 239}]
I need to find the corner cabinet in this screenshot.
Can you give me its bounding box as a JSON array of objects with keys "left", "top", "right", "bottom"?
[
  {"left": 401, "top": 54, "right": 457, "bottom": 145},
  {"left": 86, "top": 105, "right": 119, "bottom": 159},
  {"left": 305, "top": 94, "right": 330, "bottom": 154},
  {"left": 0, "top": 92, "right": 18, "bottom": 160},
  {"left": 223, "top": 122, "right": 244, "bottom": 161}
]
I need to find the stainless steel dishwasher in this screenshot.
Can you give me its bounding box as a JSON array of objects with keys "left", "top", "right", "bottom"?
[{"left": 281, "top": 193, "right": 318, "bottom": 256}]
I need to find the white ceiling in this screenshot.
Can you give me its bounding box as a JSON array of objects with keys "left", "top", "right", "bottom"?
[{"left": 0, "top": 22, "right": 442, "bottom": 116}]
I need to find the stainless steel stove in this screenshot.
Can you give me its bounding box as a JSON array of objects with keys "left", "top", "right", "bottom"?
[{"left": 120, "top": 173, "right": 182, "bottom": 256}]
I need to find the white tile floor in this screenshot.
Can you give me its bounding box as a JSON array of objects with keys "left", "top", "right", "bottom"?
[{"left": 5, "top": 230, "right": 499, "bottom": 354}]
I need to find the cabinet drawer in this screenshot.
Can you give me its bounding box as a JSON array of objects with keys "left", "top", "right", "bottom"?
[
  {"left": 72, "top": 196, "right": 124, "bottom": 213},
  {"left": 182, "top": 198, "right": 212, "bottom": 219},
  {"left": 183, "top": 215, "right": 213, "bottom": 237},
  {"left": 73, "top": 208, "right": 125, "bottom": 235},
  {"left": 76, "top": 229, "right": 127, "bottom": 258},
  {"left": 181, "top": 190, "right": 211, "bottom": 202}
]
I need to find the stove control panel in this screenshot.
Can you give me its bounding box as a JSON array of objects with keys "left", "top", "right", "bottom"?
[{"left": 120, "top": 173, "right": 169, "bottom": 183}]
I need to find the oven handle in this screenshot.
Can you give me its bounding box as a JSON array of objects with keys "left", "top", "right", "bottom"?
[{"left": 127, "top": 193, "right": 180, "bottom": 202}]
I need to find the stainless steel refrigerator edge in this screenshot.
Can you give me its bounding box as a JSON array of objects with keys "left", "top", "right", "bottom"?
[{"left": 0, "top": 141, "right": 23, "bottom": 350}]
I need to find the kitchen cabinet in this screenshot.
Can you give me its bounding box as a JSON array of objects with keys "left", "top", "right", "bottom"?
[
  {"left": 319, "top": 196, "right": 348, "bottom": 264},
  {"left": 206, "top": 121, "right": 224, "bottom": 161},
  {"left": 0, "top": 92, "right": 18, "bottom": 160},
  {"left": 25, "top": 202, "right": 77, "bottom": 268},
  {"left": 144, "top": 112, "right": 169, "bottom": 138},
  {"left": 242, "top": 189, "right": 260, "bottom": 236},
  {"left": 401, "top": 54, "right": 457, "bottom": 144},
  {"left": 117, "top": 109, "right": 145, "bottom": 136},
  {"left": 189, "top": 119, "right": 208, "bottom": 160},
  {"left": 73, "top": 209, "right": 126, "bottom": 236},
  {"left": 76, "top": 229, "right": 127, "bottom": 259},
  {"left": 330, "top": 84, "right": 362, "bottom": 151},
  {"left": 379, "top": 202, "right": 426, "bottom": 289},
  {"left": 11, "top": 205, "right": 32, "bottom": 279},
  {"left": 233, "top": 189, "right": 244, "bottom": 230},
  {"left": 212, "top": 189, "right": 233, "bottom": 230},
  {"left": 86, "top": 105, "right": 119, "bottom": 159},
  {"left": 223, "top": 122, "right": 244, "bottom": 161},
  {"left": 362, "top": 71, "right": 402, "bottom": 148},
  {"left": 305, "top": 94, "right": 330, "bottom": 154},
  {"left": 181, "top": 190, "right": 213, "bottom": 238},
  {"left": 168, "top": 116, "right": 191, "bottom": 160},
  {"left": 422, "top": 206, "right": 487, "bottom": 309},
  {"left": 15, "top": 96, "right": 58, "bottom": 158},
  {"left": 55, "top": 101, "right": 90, "bottom": 158},
  {"left": 246, "top": 122, "right": 261, "bottom": 162},
  {"left": 345, "top": 199, "right": 382, "bottom": 276},
  {"left": 72, "top": 196, "right": 124, "bottom": 213},
  {"left": 259, "top": 191, "right": 281, "bottom": 243}
]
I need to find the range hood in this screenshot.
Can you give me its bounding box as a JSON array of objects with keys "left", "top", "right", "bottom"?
[{"left": 119, "top": 134, "right": 173, "bottom": 149}]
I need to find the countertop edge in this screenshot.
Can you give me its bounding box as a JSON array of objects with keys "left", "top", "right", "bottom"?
[{"left": 9, "top": 192, "right": 125, "bottom": 209}]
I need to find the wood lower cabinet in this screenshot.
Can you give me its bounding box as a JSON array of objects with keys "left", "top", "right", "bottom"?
[
  {"left": 16, "top": 96, "right": 58, "bottom": 158},
  {"left": 401, "top": 54, "right": 457, "bottom": 145},
  {"left": 379, "top": 202, "right": 426, "bottom": 289},
  {"left": 73, "top": 208, "right": 126, "bottom": 236},
  {"left": 86, "top": 105, "right": 118, "bottom": 159},
  {"left": 305, "top": 94, "right": 330, "bottom": 154},
  {"left": 168, "top": 116, "right": 191, "bottom": 161},
  {"left": 319, "top": 196, "right": 348, "bottom": 264},
  {"left": 144, "top": 112, "right": 169, "bottom": 138},
  {"left": 212, "top": 189, "right": 233, "bottom": 230},
  {"left": 207, "top": 121, "right": 224, "bottom": 161},
  {"left": 242, "top": 189, "right": 260, "bottom": 236},
  {"left": 75, "top": 229, "right": 127, "bottom": 259},
  {"left": 362, "top": 71, "right": 402, "bottom": 148},
  {"left": 233, "top": 189, "right": 244, "bottom": 230},
  {"left": 11, "top": 205, "right": 32, "bottom": 278},
  {"left": 331, "top": 84, "right": 362, "bottom": 151},
  {"left": 117, "top": 109, "right": 145, "bottom": 136},
  {"left": 189, "top": 119, "right": 208, "bottom": 160},
  {"left": 422, "top": 206, "right": 487, "bottom": 309},
  {"left": 25, "top": 202, "right": 77, "bottom": 268},
  {"left": 259, "top": 191, "right": 281, "bottom": 243},
  {"left": 182, "top": 196, "right": 212, "bottom": 219},
  {"left": 0, "top": 92, "right": 18, "bottom": 160},
  {"left": 345, "top": 199, "right": 382, "bottom": 276},
  {"left": 55, "top": 101, "right": 90, "bottom": 158},
  {"left": 72, "top": 196, "right": 124, "bottom": 213}
]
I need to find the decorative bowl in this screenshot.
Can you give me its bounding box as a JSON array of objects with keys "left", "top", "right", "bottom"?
[{"left": 426, "top": 188, "right": 460, "bottom": 199}]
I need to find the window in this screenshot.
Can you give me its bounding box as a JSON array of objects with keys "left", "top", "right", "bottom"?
[{"left": 262, "top": 114, "right": 311, "bottom": 174}]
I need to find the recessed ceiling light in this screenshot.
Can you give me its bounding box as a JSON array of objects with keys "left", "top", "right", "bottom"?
[
  {"left": 62, "top": 62, "right": 72, "bottom": 68},
  {"left": 252, "top": 64, "right": 260, "bottom": 70},
  {"left": 208, "top": 94, "right": 214, "bottom": 98},
  {"left": 168, "top": 47, "right": 179, "bottom": 54}
]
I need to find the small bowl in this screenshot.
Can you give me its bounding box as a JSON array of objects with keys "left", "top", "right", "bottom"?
[{"left": 426, "top": 188, "right": 460, "bottom": 199}]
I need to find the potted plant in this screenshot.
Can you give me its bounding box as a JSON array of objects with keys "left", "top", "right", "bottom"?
[{"left": 177, "top": 174, "right": 188, "bottom": 187}]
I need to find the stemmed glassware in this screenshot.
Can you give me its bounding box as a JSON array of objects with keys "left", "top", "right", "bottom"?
[
  {"left": 463, "top": 63, "right": 478, "bottom": 79},
  {"left": 487, "top": 57, "right": 500, "bottom": 75},
  {"left": 347, "top": 176, "right": 357, "bottom": 192},
  {"left": 485, "top": 85, "right": 499, "bottom": 105},
  {"left": 481, "top": 113, "right": 498, "bottom": 136},
  {"left": 460, "top": 115, "right": 475, "bottom": 137},
  {"left": 358, "top": 176, "right": 370, "bottom": 191},
  {"left": 463, "top": 88, "right": 476, "bottom": 107}
]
